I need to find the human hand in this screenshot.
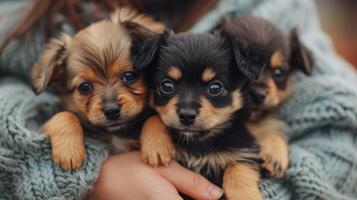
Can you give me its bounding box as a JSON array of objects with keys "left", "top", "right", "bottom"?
[{"left": 88, "top": 152, "right": 223, "bottom": 200}]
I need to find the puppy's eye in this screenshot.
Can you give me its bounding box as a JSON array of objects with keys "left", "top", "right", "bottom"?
[
  {"left": 78, "top": 81, "right": 92, "bottom": 95},
  {"left": 208, "top": 81, "right": 224, "bottom": 97},
  {"left": 122, "top": 71, "right": 138, "bottom": 84},
  {"left": 160, "top": 79, "right": 175, "bottom": 95},
  {"left": 272, "top": 68, "right": 285, "bottom": 81}
]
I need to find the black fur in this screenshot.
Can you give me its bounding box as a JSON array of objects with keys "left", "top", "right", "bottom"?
[
  {"left": 215, "top": 16, "right": 314, "bottom": 119},
  {"left": 134, "top": 29, "right": 264, "bottom": 189},
  {"left": 217, "top": 16, "right": 314, "bottom": 88}
]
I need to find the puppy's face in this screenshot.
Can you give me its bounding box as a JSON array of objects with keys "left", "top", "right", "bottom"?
[
  {"left": 152, "top": 35, "right": 245, "bottom": 136},
  {"left": 64, "top": 22, "right": 148, "bottom": 130},
  {"left": 32, "top": 10, "right": 163, "bottom": 131},
  {"left": 135, "top": 31, "right": 265, "bottom": 138},
  {"left": 218, "top": 17, "right": 314, "bottom": 119},
  {"left": 249, "top": 32, "right": 314, "bottom": 115},
  {"left": 250, "top": 49, "right": 292, "bottom": 112}
]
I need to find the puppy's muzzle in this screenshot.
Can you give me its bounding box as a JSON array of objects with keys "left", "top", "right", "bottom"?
[
  {"left": 103, "top": 103, "right": 121, "bottom": 121},
  {"left": 249, "top": 88, "right": 267, "bottom": 105},
  {"left": 178, "top": 107, "right": 197, "bottom": 126}
]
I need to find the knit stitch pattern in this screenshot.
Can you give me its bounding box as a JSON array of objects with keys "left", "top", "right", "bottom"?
[{"left": 1, "top": 0, "right": 357, "bottom": 199}]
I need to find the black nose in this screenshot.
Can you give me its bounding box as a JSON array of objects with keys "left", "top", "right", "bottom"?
[
  {"left": 178, "top": 108, "right": 197, "bottom": 126},
  {"left": 250, "top": 88, "right": 267, "bottom": 105},
  {"left": 103, "top": 104, "right": 121, "bottom": 120}
]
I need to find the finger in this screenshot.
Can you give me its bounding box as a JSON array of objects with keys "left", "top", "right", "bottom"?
[
  {"left": 146, "top": 177, "right": 184, "bottom": 200},
  {"left": 158, "top": 161, "right": 223, "bottom": 200}
]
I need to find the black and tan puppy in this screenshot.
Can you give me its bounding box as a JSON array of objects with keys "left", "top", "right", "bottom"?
[
  {"left": 31, "top": 8, "right": 164, "bottom": 170},
  {"left": 221, "top": 16, "right": 314, "bottom": 177},
  {"left": 135, "top": 29, "right": 267, "bottom": 200}
]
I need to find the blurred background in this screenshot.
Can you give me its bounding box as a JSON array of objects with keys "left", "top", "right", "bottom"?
[{"left": 316, "top": 0, "right": 357, "bottom": 68}]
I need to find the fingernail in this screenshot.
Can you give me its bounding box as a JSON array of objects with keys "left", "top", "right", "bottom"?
[{"left": 209, "top": 185, "right": 223, "bottom": 198}]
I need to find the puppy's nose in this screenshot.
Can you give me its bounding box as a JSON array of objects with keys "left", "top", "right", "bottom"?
[
  {"left": 250, "top": 88, "right": 266, "bottom": 105},
  {"left": 103, "top": 104, "right": 121, "bottom": 120},
  {"left": 178, "top": 108, "right": 197, "bottom": 126}
]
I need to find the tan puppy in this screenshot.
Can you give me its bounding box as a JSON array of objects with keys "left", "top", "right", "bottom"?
[{"left": 32, "top": 7, "right": 164, "bottom": 170}]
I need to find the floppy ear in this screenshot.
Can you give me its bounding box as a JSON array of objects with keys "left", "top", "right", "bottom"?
[
  {"left": 221, "top": 27, "right": 266, "bottom": 80},
  {"left": 289, "top": 28, "right": 314, "bottom": 75},
  {"left": 123, "top": 21, "right": 158, "bottom": 41},
  {"left": 111, "top": 6, "right": 164, "bottom": 34},
  {"left": 133, "top": 29, "right": 173, "bottom": 71},
  {"left": 31, "top": 33, "right": 71, "bottom": 94}
]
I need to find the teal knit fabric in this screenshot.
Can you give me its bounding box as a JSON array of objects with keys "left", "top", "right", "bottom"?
[{"left": 0, "top": 0, "right": 356, "bottom": 199}]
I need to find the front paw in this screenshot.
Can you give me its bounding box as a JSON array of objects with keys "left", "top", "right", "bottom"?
[
  {"left": 260, "top": 136, "right": 289, "bottom": 178},
  {"left": 141, "top": 141, "right": 175, "bottom": 167},
  {"left": 140, "top": 115, "right": 175, "bottom": 167},
  {"left": 42, "top": 112, "right": 86, "bottom": 171},
  {"left": 223, "top": 163, "right": 263, "bottom": 200},
  {"left": 225, "top": 189, "right": 262, "bottom": 200},
  {"left": 52, "top": 140, "right": 86, "bottom": 171}
]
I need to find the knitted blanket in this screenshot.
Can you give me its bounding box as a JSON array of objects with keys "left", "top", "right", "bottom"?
[{"left": 1, "top": 0, "right": 356, "bottom": 199}]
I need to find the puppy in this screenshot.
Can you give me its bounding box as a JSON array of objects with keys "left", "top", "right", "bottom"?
[
  {"left": 221, "top": 16, "right": 314, "bottom": 177},
  {"left": 135, "top": 29, "right": 267, "bottom": 200},
  {"left": 31, "top": 7, "right": 164, "bottom": 170}
]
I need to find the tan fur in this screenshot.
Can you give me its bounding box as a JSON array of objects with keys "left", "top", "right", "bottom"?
[
  {"left": 111, "top": 7, "right": 164, "bottom": 33},
  {"left": 31, "top": 33, "right": 71, "bottom": 94},
  {"left": 277, "top": 76, "right": 293, "bottom": 103},
  {"left": 140, "top": 115, "right": 175, "bottom": 167},
  {"left": 259, "top": 133, "right": 289, "bottom": 177},
  {"left": 32, "top": 7, "right": 161, "bottom": 170},
  {"left": 154, "top": 90, "right": 243, "bottom": 131},
  {"left": 264, "top": 78, "right": 280, "bottom": 108},
  {"left": 155, "top": 96, "right": 180, "bottom": 128},
  {"left": 176, "top": 149, "right": 259, "bottom": 176},
  {"left": 167, "top": 66, "right": 183, "bottom": 80},
  {"left": 246, "top": 116, "right": 288, "bottom": 140},
  {"left": 223, "top": 162, "right": 263, "bottom": 200},
  {"left": 270, "top": 51, "right": 284, "bottom": 68},
  {"left": 62, "top": 16, "right": 148, "bottom": 127},
  {"left": 42, "top": 112, "right": 85, "bottom": 171},
  {"left": 109, "top": 58, "right": 133, "bottom": 79},
  {"left": 262, "top": 77, "right": 291, "bottom": 109},
  {"left": 66, "top": 20, "right": 132, "bottom": 77},
  {"left": 198, "top": 90, "right": 242, "bottom": 129},
  {"left": 246, "top": 117, "right": 289, "bottom": 177},
  {"left": 202, "top": 68, "right": 216, "bottom": 82}
]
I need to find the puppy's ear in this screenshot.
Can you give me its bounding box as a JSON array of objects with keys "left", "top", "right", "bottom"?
[
  {"left": 31, "top": 33, "right": 71, "bottom": 94},
  {"left": 221, "top": 27, "right": 266, "bottom": 80},
  {"left": 289, "top": 28, "right": 314, "bottom": 75},
  {"left": 133, "top": 29, "right": 173, "bottom": 71},
  {"left": 123, "top": 21, "right": 158, "bottom": 41},
  {"left": 111, "top": 7, "right": 164, "bottom": 40}
]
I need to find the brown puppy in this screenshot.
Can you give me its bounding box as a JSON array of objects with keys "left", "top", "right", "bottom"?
[
  {"left": 221, "top": 16, "right": 314, "bottom": 177},
  {"left": 31, "top": 7, "right": 164, "bottom": 170}
]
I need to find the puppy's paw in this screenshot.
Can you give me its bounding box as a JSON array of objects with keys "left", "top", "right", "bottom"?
[
  {"left": 260, "top": 135, "right": 289, "bottom": 178},
  {"left": 141, "top": 141, "right": 175, "bottom": 167},
  {"left": 225, "top": 189, "right": 263, "bottom": 200},
  {"left": 140, "top": 115, "right": 175, "bottom": 167},
  {"left": 43, "top": 112, "right": 86, "bottom": 171},
  {"left": 52, "top": 142, "right": 86, "bottom": 171},
  {"left": 224, "top": 163, "right": 263, "bottom": 200}
]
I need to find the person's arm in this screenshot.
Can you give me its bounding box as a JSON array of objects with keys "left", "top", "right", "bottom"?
[{"left": 89, "top": 152, "right": 223, "bottom": 200}]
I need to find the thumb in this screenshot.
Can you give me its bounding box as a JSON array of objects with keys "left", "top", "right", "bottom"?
[{"left": 158, "top": 161, "right": 223, "bottom": 200}]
